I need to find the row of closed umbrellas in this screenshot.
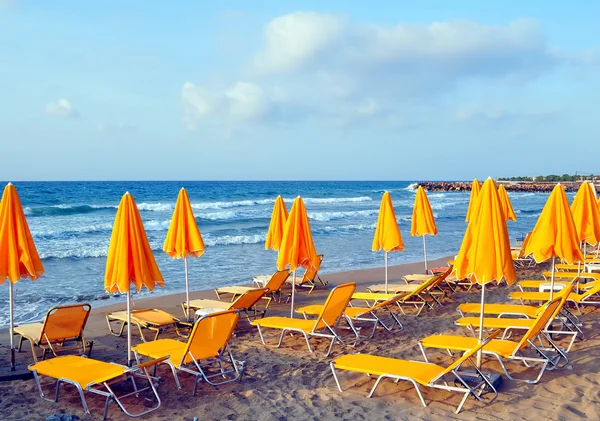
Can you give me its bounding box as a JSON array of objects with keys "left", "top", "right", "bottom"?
[{"left": 1, "top": 180, "right": 599, "bottom": 369}]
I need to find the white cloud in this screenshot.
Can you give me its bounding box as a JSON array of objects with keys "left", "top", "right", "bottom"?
[
  {"left": 45, "top": 99, "right": 79, "bottom": 118},
  {"left": 183, "top": 13, "right": 585, "bottom": 132},
  {"left": 182, "top": 81, "right": 285, "bottom": 130}
]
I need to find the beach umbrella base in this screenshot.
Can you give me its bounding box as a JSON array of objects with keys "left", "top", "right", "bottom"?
[
  {"left": 0, "top": 361, "right": 33, "bottom": 381},
  {"left": 455, "top": 370, "right": 502, "bottom": 391}
]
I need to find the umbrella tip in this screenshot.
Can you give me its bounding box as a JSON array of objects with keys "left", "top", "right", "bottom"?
[
  {"left": 181, "top": 187, "right": 185, "bottom": 191},
  {"left": 486, "top": 176, "right": 492, "bottom": 180},
  {"left": 125, "top": 191, "right": 130, "bottom": 195},
  {"left": 6, "top": 182, "right": 12, "bottom": 186}
]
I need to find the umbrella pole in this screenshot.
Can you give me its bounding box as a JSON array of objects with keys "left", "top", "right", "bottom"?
[
  {"left": 9, "top": 281, "right": 15, "bottom": 371},
  {"left": 549, "top": 256, "right": 556, "bottom": 301},
  {"left": 385, "top": 251, "right": 389, "bottom": 294},
  {"left": 290, "top": 270, "right": 296, "bottom": 318},
  {"left": 477, "top": 282, "right": 485, "bottom": 367},
  {"left": 423, "top": 236, "right": 428, "bottom": 274},
  {"left": 184, "top": 256, "right": 190, "bottom": 321},
  {"left": 127, "top": 290, "right": 132, "bottom": 367},
  {"left": 577, "top": 242, "right": 582, "bottom": 277}
]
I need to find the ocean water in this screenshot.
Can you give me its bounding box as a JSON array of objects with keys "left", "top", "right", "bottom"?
[{"left": 1, "top": 180, "right": 562, "bottom": 327}]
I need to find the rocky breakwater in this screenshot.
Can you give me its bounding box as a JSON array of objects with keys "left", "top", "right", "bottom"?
[{"left": 418, "top": 181, "right": 588, "bottom": 193}]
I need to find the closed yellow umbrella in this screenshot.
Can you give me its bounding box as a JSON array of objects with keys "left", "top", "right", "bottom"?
[
  {"left": 164, "top": 188, "right": 205, "bottom": 319},
  {"left": 571, "top": 181, "right": 600, "bottom": 246},
  {"left": 524, "top": 184, "right": 583, "bottom": 300},
  {"left": 105, "top": 192, "right": 164, "bottom": 364},
  {"left": 454, "top": 178, "right": 516, "bottom": 364},
  {"left": 465, "top": 178, "right": 481, "bottom": 222},
  {"left": 497, "top": 184, "right": 517, "bottom": 222},
  {"left": 571, "top": 181, "right": 600, "bottom": 272},
  {"left": 372, "top": 192, "right": 404, "bottom": 293},
  {"left": 265, "top": 195, "right": 288, "bottom": 251},
  {"left": 0, "top": 183, "right": 44, "bottom": 370},
  {"left": 277, "top": 197, "right": 320, "bottom": 317},
  {"left": 410, "top": 187, "right": 438, "bottom": 273}
]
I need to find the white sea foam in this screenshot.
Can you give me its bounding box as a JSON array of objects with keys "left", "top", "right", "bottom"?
[
  {"left": 405, "top": 183, "right": 418, "bottom": 191},
  {"left": 144, "top": 219, "right": 172, "bottom": 231},
  {"left": 203, "top": 234, "right": 265, "bottom": 246},
  {"left": 308, "top": 209, "right": 379, "bottom": 222},
  {"left": 321, "top": 223, "right": 377, "bottom": 233},
  {"left": 300, "top": 196, "right": 373, "bottom": 204},
  {"left": 137, "top": 202, "right": 174, "bottom": 212},
  {"left": 30, "top": 222, "right": 114, "bottom": 238}
]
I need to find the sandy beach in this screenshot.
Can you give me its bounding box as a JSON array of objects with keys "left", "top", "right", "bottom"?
[{"left": 0, "top": 255, "right": 597, "bottom": 421}]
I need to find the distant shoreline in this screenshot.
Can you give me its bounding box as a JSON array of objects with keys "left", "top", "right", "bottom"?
[{"left": 418, "top": 180, "right": 595, "bottom": 193}]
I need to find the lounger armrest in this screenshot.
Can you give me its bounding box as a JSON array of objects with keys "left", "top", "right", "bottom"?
[{"left": 127, "top": 355, "right": 170, "bottom": 372}]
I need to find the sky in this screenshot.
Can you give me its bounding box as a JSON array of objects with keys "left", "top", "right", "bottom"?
[{"left": 1, "top": 1, "right": 598, "bottom": 181}]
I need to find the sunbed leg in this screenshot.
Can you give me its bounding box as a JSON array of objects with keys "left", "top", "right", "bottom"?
[
  {"left": 303, "top": 332, "right": 314, "bottom": 354},
  {"left": 418, "top": 342, "right": 429, "bottom": 363},
  {"left": 455, "top": 391, "right": 470, "bottom": 414},
  {"left": 103, "top": 396, "right": 112, "bottom": 421},
  {"left": 255, "top": 325, "right": 268, "bottom": 346},
  {"left": 409, "top": 380, "right": 427, "bottom": 408},
  {"left": 325, "top": 337, "right": 335, "bottom": 357},
  {"left": 167, "top": 361, "right": 182, "bottom": 390},
  {"left": 367, "top": 375, "right": 386, "bottom": 398},
  {"left": 330, "top": 363, "right": 344, "bottom": 392}
]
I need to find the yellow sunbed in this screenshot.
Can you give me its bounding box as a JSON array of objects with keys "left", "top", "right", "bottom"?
[
  {"left": 133, "top": 310, "right": 243, "bottom": 396},
  {"left": 215, "top": 269, "right": 290, "bottom": 305},
  {"left": 296, "top": 292, "right": 405, "bottom": 339},
  {"left": 106, "top": 308, "right": 190, "bottom": 342},
  {"left": 15, "top": 303, "right": 93, "bottom": 362},
  {"left": 330, "top": 332, "right": 499, "bottom": 414},
  {"left": 183, "top": 287, "right": 269, "bottom": 323},
  {"left": 457, "top": 285, "right": 578, "bottom": 351},
  {"left": 30, "top": 355, "right": 166, "bottom": 420},
  {"left": 422, "top": 298, "right": 569, "bottom": 384},
  {"left": 252, "top": 283, "right": 356, "bottom": 356},
  {"left": 509, "top": 280, "right": 600, "bottom": 314}
]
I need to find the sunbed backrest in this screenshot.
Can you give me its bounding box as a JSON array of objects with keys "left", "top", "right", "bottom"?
[
  {"left": 231, "top": 288, "right": 268, "bottom": 310},
  {"left": 314, "top": 283, "right": 355, "bottom": 330},
  {"left": 513, "top": 297, "right": 563, "bottom": 353},
  {"left": 265, "top": 270, "right": 290, "bottom": 293},
  {"left": 183, "top": 310, "right": 239, "bottom": 364},
  {"left": 406, "top": 274, "right": 442, "bottom": 298},
  {"left": 41, "top": 304, "right": 91, "bottom": 344},
  {"left": 441, "top": 331, "right": 499, "bottom": 376}
]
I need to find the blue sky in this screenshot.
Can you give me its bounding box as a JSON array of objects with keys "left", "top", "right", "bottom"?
[{"left": 1, "top": 1, "right": 598, "bottom": 181}]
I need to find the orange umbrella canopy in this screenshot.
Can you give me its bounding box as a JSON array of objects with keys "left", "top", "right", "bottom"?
[
  {"left": 410, "top": 187, "right": 438, "bottom": 237},
  {"left": 454, "top": 178, "right": 516, "bottom": 285},
  {"left": 265, "top": 195, "right": 288, "bottom": 251},
  {"left": 105, "top": 193, "right": 164, "bottom": 294},
  {"left": 497, "top": 184, "right": 517, "bottom": 222},
  {"left": 277, "top": 197, "right": 320, "bottom": 272},
  {"left": 372, "top": 192, "right": 404, "bottom": 252},
  {"left": 164, "top": 188, "right": 205, "bottom": 258},
  {"left": 465, "top": 178, "right": 481, "bottom": 222},
  {"left": 524, "top": 184, "right": 583, "bottom": 264},
  {"left": 571, "top": 182, "right": 600, "bottom": 246},
  {"left": 0, "top": 183, "right": 44, "bottom": 283}
]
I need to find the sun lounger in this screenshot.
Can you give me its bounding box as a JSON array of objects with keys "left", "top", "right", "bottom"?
[
  {"left": 290, "top": 254, "right": 327, "bottom": 293},
  {"left": 421, "top": 298, "right": 570, "bottom": 384},
  {"left": 330, "top": 333, "right": 499, "bottom": 414},
  {"left": 456, "top": 285, "right": 578, "bottom": 351},
  {"left": 367, "top": 268, "right": 453, "bottom": 311},
  {"left": 252, "top": 283, "right": 357, "bottom": 356},
  {"left": 215, "top": 269, "right": 290, "bottom": 305},
  {"left": 511, "top": 232, "right": 535, "bottom": 268},
  {"left": 106, "top": 308, "right": 190, "bottom": 342},
  {"left": 296, "top": 292, "right": 405, "bottom": 339},
  {"left": 133, "top": 310, "right": 244, "bottom": 396},
  {"left": 509, "top": 280, "right": 600, "bottom": 314},
  {"left": 29, "top": 355, "right": 166, "bottom": 420},
  {"left": 14, "top": 303, "right": 93, "bottom": 362},
  {"left": 182, "top": 287, "right": 269, "bottom": 323}
]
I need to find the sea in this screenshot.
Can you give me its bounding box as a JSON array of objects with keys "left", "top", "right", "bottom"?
[{"left": 1, "top": 180, "right": 562, "bottom": 327}]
